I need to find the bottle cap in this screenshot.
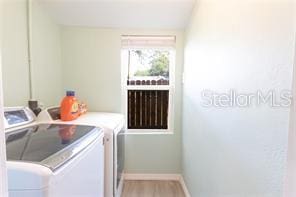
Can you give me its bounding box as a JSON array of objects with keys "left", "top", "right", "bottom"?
[{"left": 66, "top": 91, "right": 75, "bottom": 96}]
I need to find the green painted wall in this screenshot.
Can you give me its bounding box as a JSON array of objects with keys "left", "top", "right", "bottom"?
[
  {"left": 1, "top": 0, "right": 63, "bottom": 107},
  {"left": 182, "top": 1, "right": 295, "bottom": 196},
  {"left": 31, "top": 0, "right": 63, "bottom": 107},
  {"left": 1, "top": 0, "right": 30, "bottom": 106},
  {"left": 61, "top": 27, "right": 184, "bottom": 173}
]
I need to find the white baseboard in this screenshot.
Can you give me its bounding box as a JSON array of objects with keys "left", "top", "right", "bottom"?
[
  {"left": 179, "top": 176, "right": 191, "bottom": 197},
  {"left": 124, "top": 173, "right": 181, "bottom": 181},
  {"left": 124, "top": 173, "right": 191, "bottom": 197}
]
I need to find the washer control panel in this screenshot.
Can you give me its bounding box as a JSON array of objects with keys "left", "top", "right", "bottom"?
[{"left": 4, "top": 107, "right": 36, "bottom": 129}]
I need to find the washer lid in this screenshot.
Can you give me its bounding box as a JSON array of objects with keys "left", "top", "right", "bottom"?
[{"left": 6, "top": 124, "right": 102, "bottom": 171}]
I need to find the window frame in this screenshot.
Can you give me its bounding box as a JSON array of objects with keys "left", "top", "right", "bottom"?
[{"left": 121, "top": 48, "right": 176, "bottom": 135}]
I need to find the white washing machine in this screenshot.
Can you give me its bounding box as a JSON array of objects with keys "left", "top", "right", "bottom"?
[
  {"left": 4, "top": 107, "right": 105, "bottom": 197},
  {"left": 38, "top": 107, "right": 125, "bottom": 197}
]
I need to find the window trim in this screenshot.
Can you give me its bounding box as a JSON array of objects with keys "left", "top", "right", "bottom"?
[{"left": 121, "top": 49, "right": 176, "bottom": 134}]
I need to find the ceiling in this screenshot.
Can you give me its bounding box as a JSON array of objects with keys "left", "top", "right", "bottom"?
[{"left": 38, "top": 0, "right": 196, "bottom": 29}]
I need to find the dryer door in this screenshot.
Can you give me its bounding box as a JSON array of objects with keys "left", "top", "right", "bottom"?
[{"left": 114, "top": 128, "right": 125, "bottom": 197}]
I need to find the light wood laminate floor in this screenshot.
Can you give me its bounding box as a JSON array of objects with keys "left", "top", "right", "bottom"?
[{"left": 121, "top": 180, "right": 186, "bottom": 197}]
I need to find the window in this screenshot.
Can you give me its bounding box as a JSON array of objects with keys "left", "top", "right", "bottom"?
[{"left": 121, "top": 36, "right": 176, "bottom": 133}]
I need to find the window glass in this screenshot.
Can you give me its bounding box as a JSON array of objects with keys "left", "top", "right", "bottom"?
[
  {"left": 122, "top": 35, "right": 175, "bottom": 131},
  {"left": 127, "top": 50, "right": 170, "bottom": 85}
]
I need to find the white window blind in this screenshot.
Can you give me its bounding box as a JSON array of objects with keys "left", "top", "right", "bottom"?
[{"left": 121, "top": 35, "right": 176, "bottom": 49}]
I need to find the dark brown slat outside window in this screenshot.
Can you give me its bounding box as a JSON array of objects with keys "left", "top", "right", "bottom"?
[
  {"left": 127, "top": 79, "right": 169, "bottom": 86},
  {"left": 128, "top": 90, "right": 169, "bottom": 130},
  {"left": 124, "top": 48, "right": 172, "bottom": 130}
]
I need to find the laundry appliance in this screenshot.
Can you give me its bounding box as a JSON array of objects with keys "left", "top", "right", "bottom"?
[
  {"left": 38, "top": 107, "right": 125, "bottom": 197},
  {"left": 4, "top": 107, "right": 105, "bottom": 197}
]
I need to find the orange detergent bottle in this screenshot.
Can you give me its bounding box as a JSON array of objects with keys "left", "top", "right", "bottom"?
[{"left": 60, "top": 91, "right": 80, "bottom": 121}]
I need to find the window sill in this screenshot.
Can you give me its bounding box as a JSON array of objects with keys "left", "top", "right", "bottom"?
[{"left": 125, "top": 129, "right": 174, "bottom": 135}]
